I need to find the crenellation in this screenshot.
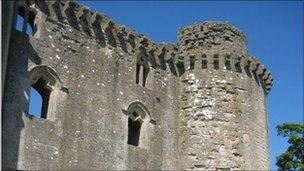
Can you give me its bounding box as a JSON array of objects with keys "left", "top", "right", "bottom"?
[{"left": 2, "top": 0, "right": 274, "bottom": 170}]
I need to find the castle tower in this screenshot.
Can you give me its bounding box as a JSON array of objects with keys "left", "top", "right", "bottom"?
[
  {"left": 2, "top": 0, "right": 273, "bottom": 170},
  {"left": 177, "top": 22, "right": 273, "bottom": 170}
]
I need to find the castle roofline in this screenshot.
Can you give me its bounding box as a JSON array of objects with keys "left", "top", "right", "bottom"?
[{"left": 178, "top": 21, "right": 247, "bottom": 45}]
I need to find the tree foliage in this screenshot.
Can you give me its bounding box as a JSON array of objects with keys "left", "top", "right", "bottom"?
[{"left": 276, "top": 123, "right": 304, "bottom": 170}]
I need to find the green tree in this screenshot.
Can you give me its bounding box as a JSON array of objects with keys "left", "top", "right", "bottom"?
[{"left": 276, "top": 123, "right": 304, "bottom": 170}]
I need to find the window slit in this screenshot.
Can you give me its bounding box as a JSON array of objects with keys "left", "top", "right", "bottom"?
[
  {"left": 190, "top": 56, "right": 195, "bottom": 69},
  {"left": 136, "top": 63, "right": 140, "bottom": 84},
  {"left": 214, "top": 60, "right": 219, "bottom": 69}
]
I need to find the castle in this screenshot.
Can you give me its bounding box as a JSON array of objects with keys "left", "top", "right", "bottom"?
[{"left": 2, "top": 0, "right": 273, "bottom": 170}]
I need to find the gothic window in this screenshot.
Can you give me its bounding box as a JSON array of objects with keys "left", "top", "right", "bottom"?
[
  {"left": 123, "top": 101, "right": 155, "bottom": 148},
  {"left": 28, "top": 66, "right": 62, "bottom": 121}
]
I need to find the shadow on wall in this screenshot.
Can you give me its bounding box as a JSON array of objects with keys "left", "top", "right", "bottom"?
[{"left": 1, "top": 29, "right": 41, "bottom": 169}]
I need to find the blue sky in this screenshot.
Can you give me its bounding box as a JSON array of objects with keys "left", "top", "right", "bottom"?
[{"left": 26, "top": 1, "right": 303, "bottom": 170}]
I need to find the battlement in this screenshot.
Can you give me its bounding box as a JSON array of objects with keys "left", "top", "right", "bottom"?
[
  {"left": 3, "top": 0, "right": 275, "bottom": 170},
  {"left": 17, "top": 0, "right": 180, "bottom": 72},
  {"left": 177, "top": 52, "right": 273, "bottom": 94},
  {"left": 178, "top": 21, "right": 247, "bottom": 56},
  {"left": 15, "top": 0, "right": 272, "bottom": 94}
]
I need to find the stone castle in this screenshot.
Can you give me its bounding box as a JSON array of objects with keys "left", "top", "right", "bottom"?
[{"left": 2, "top": 0, "right": 273, "bottom": 170}]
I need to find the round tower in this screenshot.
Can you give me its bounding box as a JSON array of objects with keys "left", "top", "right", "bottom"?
[{"left": 177, "top": 22, "right": 273, "bottom": 170}]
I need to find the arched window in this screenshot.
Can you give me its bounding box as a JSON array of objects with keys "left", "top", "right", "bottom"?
[
  {"left": 28, "top": 66, "right": 62, "bottom": 121},
  {"left": 29, "top": 77, "right": 52, "bottom": 119},
  {"left": 123, "top": 101, "right": 155, "bottom": 147},
  {"left": 15, "top": 6, "right": 36, "bottom": 36}
]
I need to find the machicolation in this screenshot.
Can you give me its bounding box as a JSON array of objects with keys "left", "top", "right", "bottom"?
[{"left": 2, "top": 0, "right": 273, "bottom": 170}]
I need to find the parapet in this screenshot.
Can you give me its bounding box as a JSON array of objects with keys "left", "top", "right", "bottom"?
[
  {"left": 177, "top": 22, "right": 273, "bottom": 94},
  {"left": 178, "top": 21, "right": 247, "bottom": 56},
  {"left": 16, "top": 0, "right": 272, "bottom": 94}
]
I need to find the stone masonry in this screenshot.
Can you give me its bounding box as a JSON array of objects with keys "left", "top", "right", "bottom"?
[{"left": 2, "top": 0, "right": 273, "bottom": 170}]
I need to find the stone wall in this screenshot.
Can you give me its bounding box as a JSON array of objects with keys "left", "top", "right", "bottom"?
[
  {"left": 2, "top": 0, "right": 273, "bottom": 170},
  {"left": 179, "top": 69, "right": 269, "bottom": 169},
  {"left": 177, "top": 22, "right": 271, "bottom": 170}
]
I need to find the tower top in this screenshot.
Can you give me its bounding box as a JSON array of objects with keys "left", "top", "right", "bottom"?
[{"left": 178, "top": 21, "right": 247, "bottom": 56}]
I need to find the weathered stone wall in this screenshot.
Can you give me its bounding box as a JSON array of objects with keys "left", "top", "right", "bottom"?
[
  {"left": 179, "top": 69, "right": 269, "bottom": 170},
  {"left": 2, "top": 0, "right": 273, "bottom": 170},
  {"left": 1, "top": 0, "right": 16, "bottom": 98},
  {"left": 2, "top": 1, "right": 180, "bottom": 170},
  {"left": 177, "top": 22, "right": 271, "bottom": 170}
]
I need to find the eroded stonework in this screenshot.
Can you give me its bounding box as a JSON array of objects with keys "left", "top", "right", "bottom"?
[{"left": 2, "top": 0, "right": 273, "bottom": 170}]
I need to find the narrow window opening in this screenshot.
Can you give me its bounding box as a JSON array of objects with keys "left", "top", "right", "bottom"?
[
  {"left": 202, "top": 60, "right": 207, "bottom": 69},
  {"left": 16, "top": 14, "right": 24, "bottom": 32},
  {"left": 28, "top": 87, "right": 42, "bottom": 118},
  {"left": 127, "top": 112, "right": 142, "bottom": 146},
  {"left": 136, "top": 63, "right": 140, "bottom": 84},
  {"left": 190, "top": 56, "right": 195, "bottom": 69},
  {"left": 142, "top": 67, "right": 148, "bottom": 87},
  {"left": 26, "top": 23, "right": 33, "bottom": 35},
  {"left": 214, "top": 60, "right": 219, "bottom": 69},
  {"left": 244, "top": 65, "right": 252, "bottom": 77},
  {"left": 225, "top": 60, "right": 231, "bottom": 70},
  {"left": 15, "top": 7, "right": 36, "bottom": 36},
  {"left": 176, "top": 61, "right": 185, "bottom": 76},
  {"left": 235, "top": 62, "right": 242, "bottom": 73},
  {"left": 29, "top": 77, "right": 51, "bottom": 119}
]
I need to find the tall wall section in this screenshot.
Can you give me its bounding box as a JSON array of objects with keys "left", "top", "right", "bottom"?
[
  {"left": 2, "top": 0, "right": 273, "bottom": 170},
  {"left": 2, "top": 0, "right": 180, "bottom": 170},
  {"left": 177, "top": 22, "right": 273, "bottom": 170},
  {"left": 1, "top": 0, "right": 16, "bottom": 97}
]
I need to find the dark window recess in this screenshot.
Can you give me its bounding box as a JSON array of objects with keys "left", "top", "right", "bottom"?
[
  {"left": 136, "top": 63, "right": 140, "bottom": 84},
  {"left": 225, "top": 60, "right": 231, "bottom": 70},
  {"left": 29, "top": 78, "right": 51, "bottom": 119},
  {"left": 244, "top": 65, "right": 252, "bottom": 77},
  {"left": 202, "top": 60, "right": 207, "bottom": 69},
  {"left": 185, "top": 39, "right": 190, "bottom": 44},
  {"left": 127, "top": 113, "right": 142, "bottom": 146},
  {"left": 190, "top": 56, "right": 195, "bottom": 69},
  {"left": 235, "top": 62, "right": 242, "bottom": 73},
  {"left": 214, "top": 60, "right": 219, "bottom": 69}
]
